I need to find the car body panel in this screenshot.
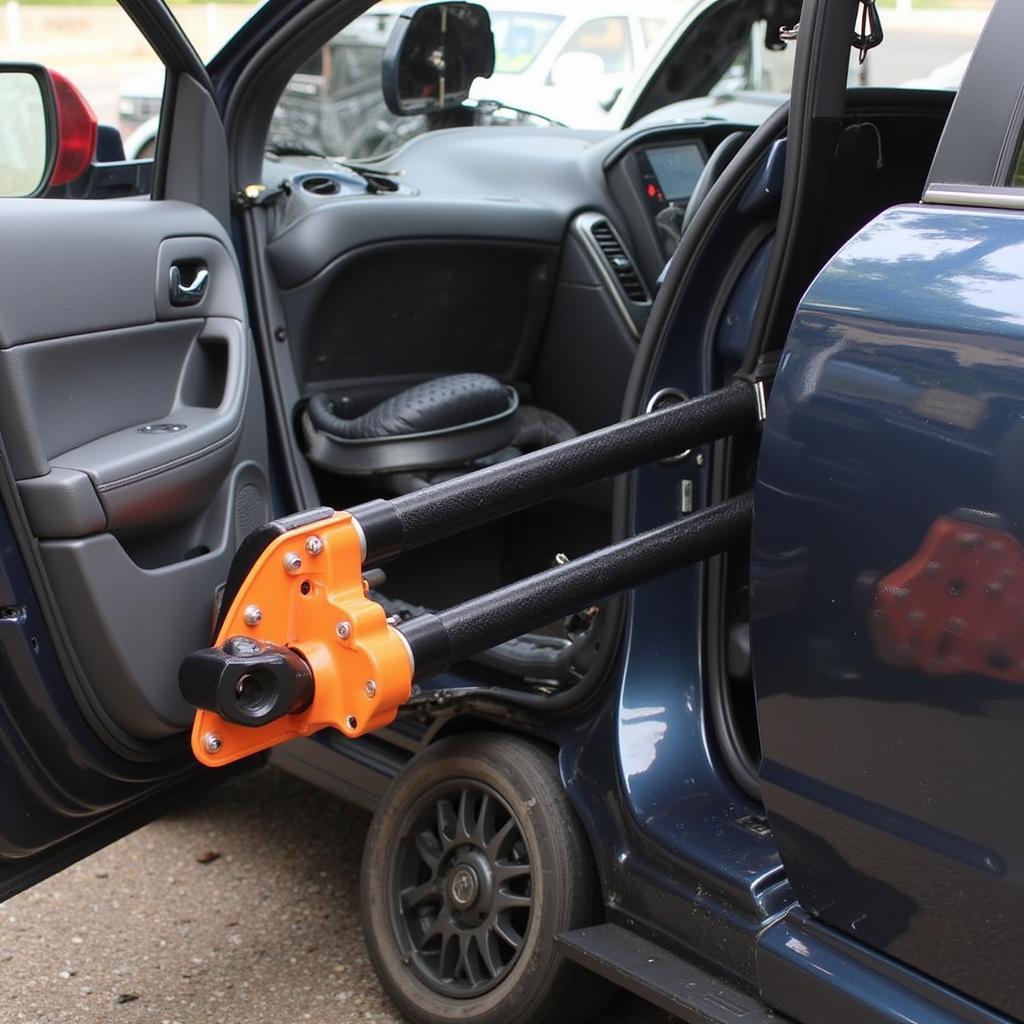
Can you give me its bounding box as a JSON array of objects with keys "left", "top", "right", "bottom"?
[{"left": 751, "top": 203, "right": 1024, "bottom": 1020}]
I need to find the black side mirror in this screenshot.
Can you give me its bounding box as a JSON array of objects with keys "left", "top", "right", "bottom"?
[
  {"left": 0, "top": 63, "right": 58, "bottom": 197},
  {"left": 382, "top": 3, "right": 495, "bottom": 117}
]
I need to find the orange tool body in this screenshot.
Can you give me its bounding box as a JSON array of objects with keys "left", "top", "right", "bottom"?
[
  {"left": 181, "top": 383, "right": 762, "bottom": 768},
  {"left": 190, "top": 511, "right": 413, "bottom": 767}
]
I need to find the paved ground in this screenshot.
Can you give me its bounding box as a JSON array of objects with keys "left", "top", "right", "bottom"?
[{"left": 1, "top": 766, "right": 673, "bottom": 1024}]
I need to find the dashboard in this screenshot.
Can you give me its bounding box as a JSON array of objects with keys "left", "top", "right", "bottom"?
[{"left": 265, "top": 121, "right": 736, "bottom": 331}]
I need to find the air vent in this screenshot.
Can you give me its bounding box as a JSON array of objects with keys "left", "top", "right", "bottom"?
[
  {"left": 301, "top": 175, "right": 341, "bottom": 196},
  {"left": 590, "top": 220, "right": 649, "bottom": 303}
]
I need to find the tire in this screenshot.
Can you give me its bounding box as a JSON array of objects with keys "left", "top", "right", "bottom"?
[{"left": 360, "top": 733, "right": 612, "bottom": 1024}]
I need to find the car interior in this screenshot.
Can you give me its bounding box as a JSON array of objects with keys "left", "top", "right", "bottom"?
[
  {"left": 254, "top": 75, "right": 954, "bottom": 796},
  {"left": 0, "top": 0, "right": 963, "bottom": 805}
]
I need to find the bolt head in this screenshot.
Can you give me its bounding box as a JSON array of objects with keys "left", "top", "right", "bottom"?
[
  {"left": 202, "top": 732, "right": 222, "bottom": 754},
  {"left": 336, "top": 621, "right": 352, "bottom": 640},
  {"left": 364, "top": 679, "right": 377, "bottom": 699},
  {"left": 243, "top": 605, "right": 262, "bottom": 627},
  {"left": 283, "top": 552, "right": 303, "bottom": 574},
  {"left": 305, "top": 535, "right": 324, "bottom": 557}
]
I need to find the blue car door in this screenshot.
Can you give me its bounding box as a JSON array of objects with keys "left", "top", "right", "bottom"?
[{"left": 751, "top": 3, "right": 1024, "bottom": 1018}]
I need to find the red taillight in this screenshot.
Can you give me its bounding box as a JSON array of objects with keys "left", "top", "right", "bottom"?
[{"left": 48, "top": 69, "right": 98, "bottom": 186}]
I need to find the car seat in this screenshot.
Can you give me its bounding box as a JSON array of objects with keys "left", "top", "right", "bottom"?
[{"left": 302, "top": 373, "right": 577, "bottom": 495}]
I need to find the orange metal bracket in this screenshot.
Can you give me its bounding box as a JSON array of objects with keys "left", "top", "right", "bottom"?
[{"left": 190, "top": 511, "right": 413, "bottom": 767}]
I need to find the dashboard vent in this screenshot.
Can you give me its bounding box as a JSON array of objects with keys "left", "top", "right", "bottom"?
[
  {"left": 301, "top": 175, "right": 341, "bottom": 196},
  {"left": 590, "top": 220, "right": 648, "bottom": 303}
]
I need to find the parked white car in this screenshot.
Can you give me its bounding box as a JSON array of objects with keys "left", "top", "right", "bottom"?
[
  {"left": 469, "top": 1, "right": 682, "bottom": 128},
  {"left": 120, "top": 1, "right": 686, "bottom": 158}
]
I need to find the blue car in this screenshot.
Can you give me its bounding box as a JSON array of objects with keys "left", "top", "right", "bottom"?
[{"left": 0, "top": 1, "right": 1019, "bottom": 1022}]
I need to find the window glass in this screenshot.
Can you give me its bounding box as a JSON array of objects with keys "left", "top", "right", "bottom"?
[
  {"left": 263, "top": 0, "right": 998, "bottom": 164},
  {"left": 560, "top": 16, "right": 632, "bottom": 74},
  {"left": 491, "top": 13, "right": 562, "bottom": 74},
  {"left": 0, "top": 0, "right": 171, "bottom": 165},
  {"left": 640, "top": 17, "right": 668, "bottom": 50},
  {"left": 1012, "top": 141, "right": 1024, "bottom": 188}
]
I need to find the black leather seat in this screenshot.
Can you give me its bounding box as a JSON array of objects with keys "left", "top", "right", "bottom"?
[{"left": 302, "top": 373, "right": 576, "bottom": 494}]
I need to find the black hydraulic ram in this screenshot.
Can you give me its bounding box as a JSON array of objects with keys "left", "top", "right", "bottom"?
[
  {"left": 180, "top": 381, "right": 762, "bottom": 766},
  {"left": 399, "top": 493, "right": 752, "bottom": 679},
  {"left": 347, "top": 379, "right": 759, "bottom": 565}
]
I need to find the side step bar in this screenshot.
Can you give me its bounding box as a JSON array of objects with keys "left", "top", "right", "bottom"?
[{"left": 557, "top": 924, "right": 788, "bottom": 1024}]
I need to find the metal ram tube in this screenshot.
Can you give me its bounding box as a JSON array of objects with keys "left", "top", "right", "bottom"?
[
  {"left": 398, "top": 492, "right": 754, "bottom": 679},
  {"left": 349, "top": 380, "right": 758, "bottom": 564}
]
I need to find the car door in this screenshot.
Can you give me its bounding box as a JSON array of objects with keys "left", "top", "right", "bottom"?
[
  {"left": 750, "top": 2, "right": 1024, "bottom": 1019},
  {"left": 0, "top": 3, "right": 273, "bottom": 898}
]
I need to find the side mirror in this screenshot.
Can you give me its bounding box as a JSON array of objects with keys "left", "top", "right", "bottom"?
[
  {"left": 382, "top": 2, "right": 495, "bottom": 116},
  {"left": 0, "top": 62, "right": 97, "bottom": 198},
  {"left": 549, "top": 51, "right": 605, "bottom": 90},
  {"left": 0, "top": 63, "right": 56, "bottom": 197}
]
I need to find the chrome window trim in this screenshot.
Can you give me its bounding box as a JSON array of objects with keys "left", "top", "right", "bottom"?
[{"left": 923, "top": 185, "right": 1024, "bottom": 211}]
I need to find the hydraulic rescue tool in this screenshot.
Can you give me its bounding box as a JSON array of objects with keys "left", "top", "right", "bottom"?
[{"left": 179, "top": 381, "right": 763, "bottom": 766}]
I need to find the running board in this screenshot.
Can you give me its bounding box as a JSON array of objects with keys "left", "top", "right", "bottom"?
[{"left": 556, "top": 924, "right": 787, "bottom": 1024}]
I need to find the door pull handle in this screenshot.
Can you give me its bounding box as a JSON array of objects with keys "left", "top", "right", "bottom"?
[{"left": 169, "top": 263, "right": 210, "bottom": 306}]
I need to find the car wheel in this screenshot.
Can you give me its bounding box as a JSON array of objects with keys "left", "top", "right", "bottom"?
[{"left": 360, "top": 732, "right": 611, "bottom": 1024}]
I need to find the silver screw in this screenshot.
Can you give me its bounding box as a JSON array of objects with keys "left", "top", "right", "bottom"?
[
  {"left": 386, "top": 614, "right": 402, "bottom": 627},
  {"left": 364, "top": 680, "right": 378, "bottom": 699},
  {"left": 283, "top": 552, "right": 303, "bottom": 574},
  {"left": 695, "top": 453, "right": 706, "bottom": 467},
  {"left": 336, "top": 621, "right": 352, "bottom": 640},
  {"left": 243, "top": 605, "right": 262, "bottom": 627},
  {"left": 305, "top": 535, "right": 324, "bottom": 557},
  {"left": 202, "top": 732, "right": 222, "bottom": 754},
  {"left": 346, "top": 715, "right": 358, "bottom": 730}
]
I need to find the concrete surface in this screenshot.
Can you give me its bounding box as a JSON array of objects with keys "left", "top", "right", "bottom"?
[{"left": 1, "top": 766, "right": 674, "bottom": 1024}]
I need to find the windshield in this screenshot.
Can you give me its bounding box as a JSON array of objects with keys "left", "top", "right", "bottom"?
[
  {"left": 261, "top": 0, "right": 996, "bottom": 163},
  {"left": 490, "top": 13, "right": 563, "bottom": 74}
]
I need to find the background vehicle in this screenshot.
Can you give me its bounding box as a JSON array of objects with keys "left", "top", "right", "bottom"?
[{"left": 0, "top": 1, "right": 1016, "bottom": 1024}]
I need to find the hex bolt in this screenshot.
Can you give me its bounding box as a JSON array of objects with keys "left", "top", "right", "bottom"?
[
  {"left": 364, "top": 680, "right": 378, "bottom": 699},
  {"left": 336, "top": 621, "right": 352, "bottom": 641},
  {"left": 243, "top": 605, "right": 263, "bottom": 627},
  {"left": 346, "top": 715, "right": 358, "bottom": 730},
  {"left": 305, "top": 535, "right": 324, "bottom": 557},
  {"left": 283, "top": 552, "right": 303, "bottom": 574},
  {"left": 386, "top": 614, "right": 402, "bottom": 627},
  {"left": 202, "top": 732, "right": 223, "bottom": 754}
]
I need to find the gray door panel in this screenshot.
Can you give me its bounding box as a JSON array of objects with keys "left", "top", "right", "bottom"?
[{"left": 0, "top": 198, "right": 272, "bottom": 742}]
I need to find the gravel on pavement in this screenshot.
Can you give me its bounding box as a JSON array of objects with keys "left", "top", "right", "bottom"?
[{"left": 1, "top": 766, "right": 675, "bottom": 1024}]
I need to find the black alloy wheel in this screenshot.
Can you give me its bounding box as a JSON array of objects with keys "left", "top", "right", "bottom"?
[
  {"left": 361, "top": 733, "right": 612, "bottom": 1024},
  {"left": 391, "top": 780, "right": 532, "bottom": 996}
]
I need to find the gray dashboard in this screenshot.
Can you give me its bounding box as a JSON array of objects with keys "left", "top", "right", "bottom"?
[{"left": 262, "top": 123, "right": 741, "bottom": 304}]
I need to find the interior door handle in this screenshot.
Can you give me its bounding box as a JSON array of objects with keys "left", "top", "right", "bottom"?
[{"left": 169, "top": 263, "right": 209, "bottom": 307}]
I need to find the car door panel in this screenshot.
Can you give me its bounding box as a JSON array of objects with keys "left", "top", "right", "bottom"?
[
  {"left": 750, "top": 204, "right": 1024, "bottom": 1020},
  {"left": 0, "top": 198, "right": 271, "bottom": 744}
]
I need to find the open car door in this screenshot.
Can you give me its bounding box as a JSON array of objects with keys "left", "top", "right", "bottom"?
[{"left": 0, "top": 9, "right": 273, "bottom": 898}]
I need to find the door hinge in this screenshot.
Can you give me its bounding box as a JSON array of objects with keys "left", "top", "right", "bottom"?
[{"left": 233, "top": 181, "right": 292, "bottom": 211}]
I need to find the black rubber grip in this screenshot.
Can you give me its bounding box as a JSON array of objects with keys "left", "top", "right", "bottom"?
[
  {"left": 351, "top": 381, "right": 755, "bottom": 564},
  {"left": 399, "top": 493, "right": 753, "bottom": 680}
]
